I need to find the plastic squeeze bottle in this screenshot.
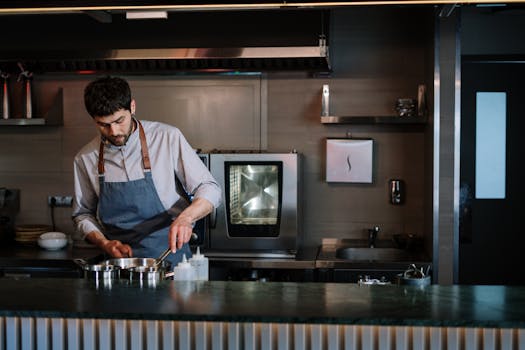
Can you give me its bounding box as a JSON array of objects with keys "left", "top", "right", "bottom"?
[
  {"left": 173, "top": 254, "right": 195, "bottom": 281},
  {"left": 189, "top": 247, "right": 209, "bottom": 281}
]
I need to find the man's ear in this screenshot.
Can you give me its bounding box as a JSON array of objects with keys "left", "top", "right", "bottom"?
[{"left": 130, "top": 99, "right": 136, "bottom": 115}]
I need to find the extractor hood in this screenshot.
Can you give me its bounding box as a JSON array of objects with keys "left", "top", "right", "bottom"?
[
  {"left": 0, "top": 42, "right": 330, "bottom": 74},
  {"left": 0, "top": 10, "right": 331, "bottom": 74}
]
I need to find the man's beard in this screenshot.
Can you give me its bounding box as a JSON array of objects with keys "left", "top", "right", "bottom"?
[{"left": 107, "top": 120, "right": 134, "bottom": 146}]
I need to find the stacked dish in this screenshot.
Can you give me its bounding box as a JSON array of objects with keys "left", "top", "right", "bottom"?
[{"left": 15, "top": 224, "right": 52, "bottom": 245}]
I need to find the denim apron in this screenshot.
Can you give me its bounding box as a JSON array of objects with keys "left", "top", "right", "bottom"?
[{"left": 97, "top": 120, "right": 191, "bottom": 266}]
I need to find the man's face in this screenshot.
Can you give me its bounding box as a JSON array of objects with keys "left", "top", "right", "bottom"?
[{"left": 93, "top": 108, "right": 134, "bottom": 147}]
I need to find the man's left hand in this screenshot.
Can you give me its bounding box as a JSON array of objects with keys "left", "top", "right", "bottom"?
[{"left": 168, "top": 214, "right": 194, "bottom": 252}]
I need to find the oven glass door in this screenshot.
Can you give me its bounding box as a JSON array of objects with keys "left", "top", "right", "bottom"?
[{"left": 225, "top": 161, "right": 283, "bottom": 237}]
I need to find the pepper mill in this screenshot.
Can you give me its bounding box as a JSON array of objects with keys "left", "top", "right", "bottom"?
[
  {"left": 17, "top": 63, "right": 33, "bottom": 119},
  {"left": 1, "top": 71, "right": 9, "bottom": 120}
]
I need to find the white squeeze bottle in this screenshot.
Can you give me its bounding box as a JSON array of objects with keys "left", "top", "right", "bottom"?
[
  {"left": 173, "top": 254, "right": 195, "bottom": 281},
  {"left": 189, "top": 247, "right": 209, "bottom": 281}
]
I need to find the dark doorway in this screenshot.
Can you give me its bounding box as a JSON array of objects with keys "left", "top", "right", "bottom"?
[{"left": 460, "top": 59, "right": 525, "bottom": 285}]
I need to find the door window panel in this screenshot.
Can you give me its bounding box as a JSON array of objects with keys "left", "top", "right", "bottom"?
[{"left": 475, "top": 92, "right": 506, "bottom": 199}]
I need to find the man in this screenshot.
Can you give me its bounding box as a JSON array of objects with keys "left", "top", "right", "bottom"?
[{"left": 72, "top": 76, "right": 221, "bottom": 265}]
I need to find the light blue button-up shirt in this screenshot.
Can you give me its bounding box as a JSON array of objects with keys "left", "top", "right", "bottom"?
[{"left": 72, "top": 119, "right": 221, "bottom": 239}]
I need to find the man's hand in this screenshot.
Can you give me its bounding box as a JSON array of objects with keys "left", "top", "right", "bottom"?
[
  {"left": 169, "top": 214, "right": 194, "bottom": 252},
  {"left": 85, "top": 231, "right": 132, "bottom": 258},
  {"left": 101, "top": 240, "right": 133, "bottom": 258},
  {"left": 168, "top": 198, "right": 214, "bottom": 253}
]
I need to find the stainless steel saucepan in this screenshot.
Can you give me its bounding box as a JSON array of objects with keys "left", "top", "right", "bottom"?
[{"left": 75, "top": 248, "right": 173, "bottom": 280}]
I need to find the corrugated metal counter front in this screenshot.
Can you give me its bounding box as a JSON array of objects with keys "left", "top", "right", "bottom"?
[{"left": 1, "top": 279, "right": 524, "bottom": 349}]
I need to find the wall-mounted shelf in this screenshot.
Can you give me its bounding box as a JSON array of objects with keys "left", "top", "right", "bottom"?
[
  {"left": 0, "top": 88, "right": 63, "bottom": 126},
  {"left": 0, "top": 118, "right": 47, "bottom": 126},
  {"left": 320, "top": 84, "right": 427, "bottom": 125}
]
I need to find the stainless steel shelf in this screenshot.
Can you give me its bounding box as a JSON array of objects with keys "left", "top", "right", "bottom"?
[
  {"left": 321, "top": 115, "right": 427, "bottom": 124},
  {"left": 0, "top": 118, "right": 46, "bottom": 126},
  {"left": 0, "top": 88, "right": 63, "bottom": 126},
  {"left": 321, "top": 84, "right": 428, "bottom": 125}
]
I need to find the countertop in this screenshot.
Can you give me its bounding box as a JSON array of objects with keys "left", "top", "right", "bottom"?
[
  {"left": 0, "top": 278, "right": 524, "bottom": 328},
  {"left": 0, "top": 239, "right": 432, "bottom": 272}
]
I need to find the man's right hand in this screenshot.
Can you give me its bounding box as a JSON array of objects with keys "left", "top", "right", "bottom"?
[
  {"left": 100, "top": 240, "right": 133, "bottom": 258},
  {"left": 85, "top": 231, "right": 133, "bottom": 258}
]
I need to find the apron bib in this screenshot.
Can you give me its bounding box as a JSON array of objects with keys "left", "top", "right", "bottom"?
[{"left": 97, "top": 120, "right": 191, "bottom": 266}]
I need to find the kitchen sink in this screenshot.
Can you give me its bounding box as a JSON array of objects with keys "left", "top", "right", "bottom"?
[{"left": 335, "top": 247, "right": 411, "bottom": 261}]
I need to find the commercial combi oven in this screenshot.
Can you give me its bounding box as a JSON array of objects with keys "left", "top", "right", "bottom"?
[{"left": 201, "top": 152, "right": 300, "bottom": 258}]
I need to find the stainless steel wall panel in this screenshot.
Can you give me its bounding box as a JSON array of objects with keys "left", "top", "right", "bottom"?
[
  {"left": 51, "top": 318, "right": 66, "bottom": 350},
  {"left": 361, "top": 325, "right": 375, "bottom": 350},
  {"left": 115, "top": 319, "right": 128, "bottom": 350},
  {"left": 145, "top": 320, "right": 159, "bottom": 350},
  {"left": 66, "top": 319, "right": 81, "bottom": 350},
  {"left": 411, "top": 326, "right": 428, "bottom": 350},
  {"left": 20, "top": 317, "right": 34, "bottom": 350},
  {"left": 429, "top": 327, "right": 444, "bottom": 350},
  {"left": 178, "top": 321, "right": 192, "bottom": 350},
  {"left": 6, "top": 317, "right": 19, "bottom": 350},
  {"left": 82, "top": 318, "right": 96, "bottom": 350},
  {"left": 130, "top": 320, "right": 143, "bottom": 350},
  {"left": 2, "top": 317, "right": 524, "bottom": 350},
  {"left": 277, "top": 324, "right": 290, "bottom": 350},
  {"left": 226, "top": 323, "right": 240, "bottom": 350},
  {"left": 327, "top": 325, "right": 341, "bottom": 350},
  {"left": 260, "top": 323, "right": 273, "bottom": 350},
  {"left": 243, "top": 323, "right": 257, "bottom": 350},
  {"left": 161, "top": 321, "right": 175, "bottom": 350},
  {"left": 446, "top": 327, "right": 461, "bottom": 350},
  {"left": 394, "top": 326, "right": 409, "bottom": 350},
  {"left": 344, "top": 325, "right": 358, "bottom": 350},
  {"left": 378, "top": 326, "right": 393, "bottom": 350},
  {"left": 36, "top": 318, "right": 50, "bottom": 350},
  {"left": 293, "top": 324, "right": 307, "bottom": 350},
  {"left": 483, "top": 328, "right": 497, "bottom": 350},
  {"left": 194, "top": 321, "right": 208, "bottom": 350}
]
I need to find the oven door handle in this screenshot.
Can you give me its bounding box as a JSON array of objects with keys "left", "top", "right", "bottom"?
[{"left": 210, "top": 208, "right": 217, "bottom": 228}]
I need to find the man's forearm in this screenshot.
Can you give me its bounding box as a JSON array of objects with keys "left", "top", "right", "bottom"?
[
  {"left": 85, "top": 230, "right": 109, "bottom": 249},
  {"left": 177, "top": 197, "right": 214, "bottom": 224}
]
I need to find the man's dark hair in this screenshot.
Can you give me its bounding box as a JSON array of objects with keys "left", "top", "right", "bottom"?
[{"left": 84, "top": 76, "right": 132, "bottom": 117}]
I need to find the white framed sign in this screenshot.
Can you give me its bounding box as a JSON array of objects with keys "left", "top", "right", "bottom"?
[{"left": 326, "top": 138, "right": 374, "bottom": 183}]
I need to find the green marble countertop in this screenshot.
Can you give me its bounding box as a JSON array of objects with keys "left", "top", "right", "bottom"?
[{"left": 1, "top": 278, "right": 524, "bottom": 328}]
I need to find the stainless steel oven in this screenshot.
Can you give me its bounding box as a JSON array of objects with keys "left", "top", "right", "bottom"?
[{"left": 206, "top": 152, "right": 300, "bottom": 257}]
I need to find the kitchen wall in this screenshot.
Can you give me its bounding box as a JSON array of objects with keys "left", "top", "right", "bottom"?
[{"left": 0, "top": 7, "right": 434, "bottom": 251}]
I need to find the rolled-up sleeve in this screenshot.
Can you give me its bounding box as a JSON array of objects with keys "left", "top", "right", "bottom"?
[
  {"left": 72, "top": 147, "right": 104, "bottom": 240},
  {"left": 172, "top": 128, "right": 222, "bottom": 210}
]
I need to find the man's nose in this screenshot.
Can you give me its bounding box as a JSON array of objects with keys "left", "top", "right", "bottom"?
[{"left": 108, "top": 124, "right": 119, "bottom": 135}]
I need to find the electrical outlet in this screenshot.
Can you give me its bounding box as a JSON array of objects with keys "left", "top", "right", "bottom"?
[{"left": 48, "top": 195, "right": 73, "bottom": 207}]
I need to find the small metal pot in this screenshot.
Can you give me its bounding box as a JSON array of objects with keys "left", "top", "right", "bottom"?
[
  {"left": 82, "top": 264, "right": 120, "bottom": 280},
  {"left": 101, "top": 257, "right": 171, "bottom": 270},
  {"left": 127, "top": 266, "right": 174, "bottom": 288}
]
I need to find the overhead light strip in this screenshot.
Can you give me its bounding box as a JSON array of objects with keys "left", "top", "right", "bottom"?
[{"left": 0, "top": 0, "right": 523, "bottom": 14}]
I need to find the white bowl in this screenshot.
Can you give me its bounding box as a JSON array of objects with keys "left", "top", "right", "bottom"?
[{"left": 38, "top": 232, "right": 68, "bottom": 250}]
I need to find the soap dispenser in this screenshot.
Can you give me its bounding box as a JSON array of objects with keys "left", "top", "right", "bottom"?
[
  {"left": 173, "top": 254, "right": 195, "bottom": 281},
  {"left": 189, "top": 247, "right": 209, "bottom": 281}
]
